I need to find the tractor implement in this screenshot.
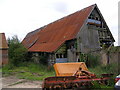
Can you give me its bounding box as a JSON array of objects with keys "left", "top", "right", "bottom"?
[{"left": 42, "top": 62, "right": 113, "bottom": 89}]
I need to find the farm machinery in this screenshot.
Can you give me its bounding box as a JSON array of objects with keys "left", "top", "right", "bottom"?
[{"left": 42, "top": 62, "right": 113, "bottom": 89}]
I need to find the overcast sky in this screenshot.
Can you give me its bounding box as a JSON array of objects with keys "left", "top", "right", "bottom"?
[{"left": 0, "top": 0, "right": 119, "bottom": 45}]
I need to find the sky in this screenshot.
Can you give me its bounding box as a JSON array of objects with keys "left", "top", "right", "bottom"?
[{"left": 0, "top": 0, "right": 119, "bottom": 46}]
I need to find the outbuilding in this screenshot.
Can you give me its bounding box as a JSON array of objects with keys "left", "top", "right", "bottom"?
[
  {"left": 0, "top": 33, "right": 8, "bottom": 65},
  {"left": 22, "top": 4, "right": 115, "bottom": 65}
]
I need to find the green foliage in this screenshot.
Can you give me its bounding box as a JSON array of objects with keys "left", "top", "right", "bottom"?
[
  {"left": 8, "top": 35, "right": 28, "bottom": 67},
  {"left": 56, "top": 44, "right": 66, "bottom": 54},
  {"left": 108, "top": 46, "right": 120, "bottom": 53},
  {"left": 90, "top": 81, "right": 101, "bottom": 89},
  {"left": 102, "top": 44, "right": 108, "bottom": 49},
  {"left": 80, "top": 53, "right": 100, "bottom": 68},
  {"left": 89, "top": 80, "right": 114, "bottom": 89},
  {"left": 107, "top": 78, "right": 115, "bottom": 87},
  {"left": 75, "top": 40, "right": 78, "bottom": 49},
  {"left": 88, "top": 64, "right": 117, "bottom": 88},
  {"left": 88, "top": 63, "right": 117, "bottom": 89},
  {"left": 0, "top": 68, "right": 2, "bottom": 73},
  {"left": 100, "top": 63, "right": 118, "bottom": 75},
  {"left": 79, "top": 53, "right": 87, "bottom": 62},
  {"left": 86, "top": 53, "right": 100, "bottom": 68},
  {"left": 39, "top": 55, "right": 48, "bottom": 65},
  {"left": 2, "top": 64, "right": 15, "bottom": 76},
  {"left": 89, "top": 63, "right": 118, "bottom": 76},
  {"left": 2, "top": 62, "right": 55, "bottom": 80}
]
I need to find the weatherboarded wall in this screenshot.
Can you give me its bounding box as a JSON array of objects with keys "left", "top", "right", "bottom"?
[{"left": 77, "top": 24, "right": 100, "bottom": 53}]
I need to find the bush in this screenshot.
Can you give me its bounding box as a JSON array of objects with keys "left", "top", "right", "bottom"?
[
  {"left": 85, "top": 53, "right": 100, "bottom": 68},
  {"left": 39, "top": 55, "right": 48, "bottom": 65},
  {"left": 8, "top": 35, "right": 28, "bottom": 67},
  {"left": 79, "top": 53, "right": 100, "bottom": 68}
]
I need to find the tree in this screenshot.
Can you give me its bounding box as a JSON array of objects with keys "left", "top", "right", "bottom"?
[{"left": 8, "top": 35, "right": 28, "bottom": 67}]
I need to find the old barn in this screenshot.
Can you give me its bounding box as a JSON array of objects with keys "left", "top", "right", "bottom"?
[{"left": 22, "top": 4, "right": 115, "bottom": 65}]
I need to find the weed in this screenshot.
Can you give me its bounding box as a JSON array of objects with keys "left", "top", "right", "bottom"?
[
  {"left": 2, "top": 62, "right": 55, "bottom": 80},
  {"left": 0, "top": 68, "right": 2, "bottom": 72}
]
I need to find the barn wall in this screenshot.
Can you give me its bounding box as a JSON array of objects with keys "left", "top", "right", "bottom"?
[
  {"left": 31, "top": 52, "right": 55, "bottom": 66},
  {"left": 67, "top": 49, "right": 77, "bottom": 62},
  {"left": 48, "top": 53, "right": 56, "bottom": 66},
  {"left": 31, "top": 52, "right": 40, "bottom": 63},
  {"left": 76, "top": 24, "right": 100, "bottom": 53}
]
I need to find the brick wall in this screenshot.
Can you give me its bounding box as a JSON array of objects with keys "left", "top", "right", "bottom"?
[{"left": 0, "top": 49, "right": 8, "bottom": 65}]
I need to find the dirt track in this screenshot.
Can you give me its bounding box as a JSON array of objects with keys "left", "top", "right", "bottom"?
[{"left": 2, "top": 76, "right": 42, "bottom": 88}]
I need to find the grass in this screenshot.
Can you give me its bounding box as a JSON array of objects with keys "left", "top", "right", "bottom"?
[
  {"left": 2, "top": 62, "right": 55, "bottom": 81},
  {"left": 89, "top": 80, "right": 115, "bottom": 89},
  {"left": 88, "top": 63, "right": 118, "bottom": 89},
  {"left": 0, "top": 68, "right": 2, "bottom": 72},
  {"left": 2, "top": 62, "right": 117, "bottom": 89},
  {"left": 89, "top": 63, "right": 118, "bottom": 76}
]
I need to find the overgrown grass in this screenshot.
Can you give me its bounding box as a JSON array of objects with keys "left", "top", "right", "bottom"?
[
  {"left": 88, "top": 63, "right": 118, "bottom": 89},
  {"left": 89, "top": 63, "right": 118, "bottom": 76},
  {"left": 0, "top": 68, "right": 2, "bottom": 73},
  {"left": 3, "top": 62, "right": 118, "bottom": 79},
  {"left": 88, "top": 79, "right": 115, "bottom": 89},
  {"left": 2, "top": 62, "right": 55, "bottom": 81},
  {"left": 2, "top": 62, "right": 117, "bottom": 89}
]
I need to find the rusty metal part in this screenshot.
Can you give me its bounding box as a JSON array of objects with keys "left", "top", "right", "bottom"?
[
  {"left": 42, "top": 76, "right": 111, "bottom": 89},
  {"left": 42, "top": 62, "right": 114, "bottom": 89}
]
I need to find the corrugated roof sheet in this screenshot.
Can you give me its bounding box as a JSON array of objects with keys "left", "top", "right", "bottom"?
[
  {"left": 22, "top": 4, "right": 95, "bottom": 52},
  {"left": 0, "top": 33, "right": 8, "bottom": 49},
  {"left": 28, "top": 41, "right": 65, "bottom": 52}
]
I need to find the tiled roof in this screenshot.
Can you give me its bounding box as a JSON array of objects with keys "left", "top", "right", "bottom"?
[
  {"left": 22, "top": 4, "right": 95, "bottom": 52},
  {"left": 0, "top": 33, "right": 8, "bottom": 49}
]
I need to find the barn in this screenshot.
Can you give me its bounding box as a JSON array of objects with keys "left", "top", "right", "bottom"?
[{"left": 22, "top": 4, "right": 115, "bottom": 65}]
